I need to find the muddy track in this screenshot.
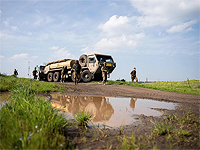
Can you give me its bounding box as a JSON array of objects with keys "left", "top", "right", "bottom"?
[
  {"left": 55, "top": 82, "right": 199, "bottom": 149},
  {"left": 58, "top": 82, "right": 199, "bottom": 105}
]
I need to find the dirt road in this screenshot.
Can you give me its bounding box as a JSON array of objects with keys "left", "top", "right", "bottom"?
[
  {"left": 55, "top": 82, "right": 199, "bottom": 149},
  {"left": 59, "top": 82, "right": 199, "bottom": 104}
]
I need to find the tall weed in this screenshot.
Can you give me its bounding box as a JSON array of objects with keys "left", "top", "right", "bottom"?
[{"left": 0, "top": 83, "right": 68, "bottom": 149}]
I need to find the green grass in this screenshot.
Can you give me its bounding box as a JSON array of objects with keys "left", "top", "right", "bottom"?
[
  {"left": 118, "top": 111, "right": 199, "bottom": 149},
  {"left": 106, "top": 80, "right": 200, "bottom": 95},
  {"left": 74, "top": 111, "right": 93, "bottom": 127},
  {"left": 0, "top": 74, "right": 65, "bottom": 93},
  {"left": 0, "top": 83, "right": 71, "bottom": 149}
]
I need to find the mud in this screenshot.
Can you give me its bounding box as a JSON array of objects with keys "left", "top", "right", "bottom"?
[{"left": 55, "top": 82, "right": 199, "bottom": 149}]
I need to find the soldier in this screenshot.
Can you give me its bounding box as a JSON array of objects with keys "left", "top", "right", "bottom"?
[
  {"left": 101, "top": 62, "right": 108, "bottom": 85},
  {"left": 130, "top": 67, "right": 138, "bottom": 83},
  {"left": 13, "top": 69, "right": 18, "bottom": 77},
  {"left": 61, "top": 66, "right": 67, "bottom": 83},
  {"left": 72, "top": 60, "right": 82, "bottom": 85},
  {"left": 32, "top": 67, "right": 37, "bottom": 79}
]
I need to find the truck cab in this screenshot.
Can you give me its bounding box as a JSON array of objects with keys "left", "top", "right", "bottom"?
[{"left": 79, "top": 54, "right": 116, "bottom": 82}]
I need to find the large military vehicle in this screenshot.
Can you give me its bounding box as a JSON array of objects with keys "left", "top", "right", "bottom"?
[{"left": 38, "top": 53, "right": 116, "bottom": 82}]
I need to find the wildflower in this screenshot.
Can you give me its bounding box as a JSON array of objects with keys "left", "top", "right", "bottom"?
[
  {"left": 37, "top": 129, "right": 40, "bottom": 132},
  {"left": 35, "top": 125, "right": 38, "bottom": 128},
  {"left": 27, "top": 136, "right": 31, "bottom": 140},
  {"left": 29, "top": 131, "right": 31, "bottom": 135},
  {"left": 15, "top": 146, "right": 18, "bottom": 149},
  {"left": 19, "top": 137, "right": 23, "bottom": 141},
  {"left": 60, "top": 144, "right": 63, "bottom": 147}
]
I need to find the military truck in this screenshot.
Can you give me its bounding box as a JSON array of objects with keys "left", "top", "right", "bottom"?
[{"left": 38, "top": 53, "right": 116, "bottom": 82}]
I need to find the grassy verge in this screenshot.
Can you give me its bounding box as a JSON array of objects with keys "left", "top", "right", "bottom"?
[
  {"left": 106, "top": 80, "right": 200, "bottom": 95},
  {"left": 0, "top": 74, "right": 65, "bottom": 93},
  {"left": 0, "top": 83, "right": 72, "bottom": 149},
  {"left": 118, "top": 110, "right": 199, "bottom": 149}
]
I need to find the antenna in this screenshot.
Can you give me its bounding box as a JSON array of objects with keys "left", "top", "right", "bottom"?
[
  {"left": 28, "top": 61, "right": 30, "bottom": 77},
  {"left": 28, "top": 61, "right": 32, "bottom": 95}
]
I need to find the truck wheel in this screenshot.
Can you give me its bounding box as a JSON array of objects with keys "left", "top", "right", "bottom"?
[
  {"left": 81, "top": 70, "right": 92, "bottom": 82},
  {"left": 47, "top": 72, "right": 53, "bottom": 82},
  {"left": 79, "top": 54, "right": 87, "bottom": 67},
  {"left": 53, "top": 72, "right": 60, "bottom": 82}
]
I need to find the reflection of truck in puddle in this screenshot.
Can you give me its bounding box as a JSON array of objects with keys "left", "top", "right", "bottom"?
[
  {"left": 38, "top": 54, "right": 116, "bottom": 82},
  {"left": 51, "top": 94, "right": 114, "bottom": 122}
]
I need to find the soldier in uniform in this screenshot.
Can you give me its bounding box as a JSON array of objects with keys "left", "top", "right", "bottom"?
[
  {"left": 14, "top": 69, "right": 18, "bottom": 77},
  {"left": 72, "top": 60, "right": 82, "bottom": 85},
  {"left": 101, "top": 62, "right": 108, "bottom": 85},
  {"left": 130, "top": 67, "right": 138, "bottom": 83},
  {"left": 61, "top": 66, "right": 67, "bottom": 83},
  {"left": 32, "top": 67, "right": 37, "bottom": 79}
]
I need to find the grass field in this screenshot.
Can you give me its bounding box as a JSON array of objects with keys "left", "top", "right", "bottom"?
[
  {"left": 0, "top": 82, "right": 71, "bottom": 149},
  {"left": 0, "top": 74, "right": 65, "bottom": 93},
  {"left": 0, "top": 74, "right": 199, "bottom": 149},
  {"left": 106, "top": 80, "right": 200, "bottom": 95}
]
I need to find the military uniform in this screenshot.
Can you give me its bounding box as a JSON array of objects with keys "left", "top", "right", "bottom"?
[
  {"left": 72, "top": 62, "right": 82, "bottom": 85},
  {"left": 130, "top": 68, "right": 138, "bottom": 82},
  {"left": 32, "top": 68, "right": 37, "bottom": 79},
  {"left": 61, "top": 66, "right": 67, "bottom": 83},
  {"left": 14, "top": 69, "right": 18, "bottom": 77},
  {"left": 101, "top": 64, "right": 108, "bottom": 85}
]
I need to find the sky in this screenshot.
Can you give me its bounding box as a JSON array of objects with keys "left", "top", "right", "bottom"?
[{"left": 0, "top": 0, "right": 199, "bottom": 82}]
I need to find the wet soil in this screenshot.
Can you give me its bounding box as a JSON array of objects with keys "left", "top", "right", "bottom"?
[{"left": 55, "top": 82, "right": 199, "bottom": 149}]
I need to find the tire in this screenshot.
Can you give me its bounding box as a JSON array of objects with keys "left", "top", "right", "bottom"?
[
  {"left": 53, "top": 72, "right": 60, "bottom": 82},
  {"left": 81, "top": 70, "right": 92, "bottom": 82},
  {"left": 47, "top": 72, "right": 53, "bottom": 82},
  {"left": 79, "top": 54, "right": 87, "bottom": 67}
]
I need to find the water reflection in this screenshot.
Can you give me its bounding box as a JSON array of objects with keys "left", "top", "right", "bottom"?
[
  {"left": 51, "top": 94, "right": 114, "bottom": 122},
  {"left": 51, "top": 94, "right": 177, "bottom": 127}
]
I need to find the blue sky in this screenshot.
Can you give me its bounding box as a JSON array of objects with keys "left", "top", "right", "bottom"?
[{"left": 0, "top": 0, "right": 199, "bottom": 81}]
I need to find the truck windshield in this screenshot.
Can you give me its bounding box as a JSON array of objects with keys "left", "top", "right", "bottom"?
[
  {"left": 40, "top": 66, "right": 45, "bottom": 70},
  {"left": 96, "top": 55, "right": 113, "bottom": 63}
]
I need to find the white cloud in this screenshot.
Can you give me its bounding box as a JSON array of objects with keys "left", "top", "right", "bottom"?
[
  {"left": 130, "top": 0, "right": 200, "bottom": 27},
  {"left": 81, "top": 33, "right": 145, "bottom": 54},
  {"left": 11, "top": 26, "right": 18, "bottom": 31},
  {"left": 0, "top": 10, "right": 2, "bottom": 15},
  {"left": 99, "top": 15, "right": 137, "bottom": 36},
  {"left": 49, "top": 46, "right": 59, "bottom": 50},
  {"left": 82, "top": 14, "right": 146, "bottom": 54},
  {"left": 0, "top": 32, "right": 13, "bottom": 39},
  {"left": 3, "top": 21, "right": 9, "bottom": 27},
  {"left": 8, "top": 53, "right": 28, "bottom": 60},
  {"left": 167, "top": 20, "right": 197, "bottom": 33},
  {"left": 50, "top": 47, "right": 75, "bottom": 60},
  {"left": 0, "top": 55, "right": 6, "bottom": 60},
  {"left": 8, "top": 53, "right": 38, "bottom": 61}
]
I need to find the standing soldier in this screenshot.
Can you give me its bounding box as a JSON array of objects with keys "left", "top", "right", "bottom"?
[
  {"left": 13, "top": 69, "right": 18, "bottom": 77},
  {"left": 101, "top": 62, "right": 108, "bottom": 85},
  {"left": 72, "top": 60, "right": 82, "bottom": 85},
  {"left": 32, "top": 67, "right": 38, "bottom": 79},
  {"left": 130, "top": 67, "right": 138, "bottom": 83},
  {"left": 61, "top": 66, "right": 67, "bottom": 83}
]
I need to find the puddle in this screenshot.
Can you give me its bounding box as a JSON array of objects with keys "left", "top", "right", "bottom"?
[
  {"left": 50, "top": 94, "right": 177, "bottom": 128},
  {"left": 0, "top": 92, "right": 11, "bottom": 108},
  {"left": 0, "top": 92, "right": 10, "bottom": 102}
]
